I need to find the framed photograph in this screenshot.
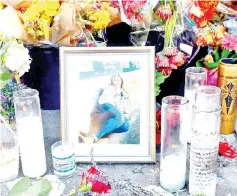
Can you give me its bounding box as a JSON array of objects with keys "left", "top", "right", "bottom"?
[{"left": 60, "top": 47, "right": 156, "bottom": 163}]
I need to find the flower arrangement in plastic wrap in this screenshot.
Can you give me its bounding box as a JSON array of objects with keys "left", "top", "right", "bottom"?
[
  {"left": 0, "top": 0, "right": 121, "bottom": 46},
  {"left": 0, "top": 35, "right": 31, "bottom": 126},
  {"left": 185, "top": 0, "right": 237, "bottom": 86}
]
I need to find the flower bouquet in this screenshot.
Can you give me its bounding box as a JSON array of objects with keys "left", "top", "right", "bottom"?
[
  {"left": 185, "top": 0, "right": 237, "bottom": 86},
  {"left": 0, "top": 0, "right": 121, "bottom": 46},
  {"left": 0, "top": 35, "right": 31, "bottom": 125}
]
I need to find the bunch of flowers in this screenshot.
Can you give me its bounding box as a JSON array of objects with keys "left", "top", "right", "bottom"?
[
  {"left": 0, "top": 35, "right": 31, "bottom": 124},
  {"left": 188, "top": 1, "right": 219, "bottom": 28},
  {"left": 196, "top": 25, "right": 226, "bottom": 46},
  {"left": 184, "top": 0, "right": 237, "bottom": 86},
  {"left": 155, "top": 12, "right": 186, "bottom": 94},
  {"left": 0, "top": 0, "right": 120, "bottom": 46},
  {"left": 18, "top": 0, "right": 60, "bottom": 42}
]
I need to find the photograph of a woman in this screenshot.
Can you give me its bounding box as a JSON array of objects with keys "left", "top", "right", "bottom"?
[{"left": 79, "top": 74, "right": 136, "bottom": 144}]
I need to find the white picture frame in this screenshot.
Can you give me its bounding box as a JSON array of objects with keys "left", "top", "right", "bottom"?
[{"left": 60, "top": 47, "right": 156, "bottom": 163}]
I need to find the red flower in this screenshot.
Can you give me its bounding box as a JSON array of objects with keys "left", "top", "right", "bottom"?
[
  {"left": 158, "top": 67, "right": 173, "bottom": 76},
  {"left": 80, "top": 166, "right": 111, "bottom": 194},
  {"left": 188, "top": 1, "right": 217, "bottom": 28}
]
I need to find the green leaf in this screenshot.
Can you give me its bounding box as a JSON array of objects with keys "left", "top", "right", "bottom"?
[
  {"left": 231, "top": 54, "right": 237, "bottom": 58},
  {"left": 155, "top": 72, "right": 168, "bottom": 96},
  {"left": 196, "top": 58, "right": 204, "bottom": 67},
  {"left": 21, "top": 179, "right": 52, "bottom": 196},
  {"left": 213, "top": 48, "right": 220, "bottom": 62},
  {"left": 9, "top": 177, "right": 32, "bottom": 196},
  {"left": 78, "top": 183, "right": 92, "bottom": 193},
  {"left": 221, "top": 49, "right": 230, "bottom": 59},
  {"left": 206, "top": 62, "right": 219, "bottom": 69},
  {"left": 155, "top": 71, "right": 168, "bottom": 85},
  {"left": 168, "top": 0, "right": 175, "bottom": 11},
  {"left": 0, "top": 72, "right": 12, "bottom": 81}
]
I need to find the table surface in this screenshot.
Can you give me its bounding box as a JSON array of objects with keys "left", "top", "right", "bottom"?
[{"left": 1, "top": 110, "right": 237, "bottom": 196}]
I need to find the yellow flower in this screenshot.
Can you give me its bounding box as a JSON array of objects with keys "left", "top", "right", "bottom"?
[
  {"left": 88, "top": 9, "right": 111, "bottom": 29},
  {"left": 20, "top": 0, "right": 60, "bottom": 41},
  {"left": 204, "top": 54, "right": 214, "bottom": 63},
  {"left": 214, "top": 25, "right": 226, "bottom": 40}
]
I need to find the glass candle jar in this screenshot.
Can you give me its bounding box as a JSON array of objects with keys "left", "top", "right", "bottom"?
[
  {"left": 218, "top": 58, "right": 237, "bottom": 134},
  {"left": 14, "top": 89, "right": 47, "bottom": 178},
  {"left": 0, "top": 121, "right": 19, "bottom": 183},
  {"left": 160, "top": 96, "right": 189, "bottom": 191},
  {"left": 51, "top": 141, "right": 76, "bottom": 178},
  {"left": 184, "top": 67, "right": 207, "bottom": 143},
  {"left": 189, "top": 86, "right": 221, "bottom": 196}
]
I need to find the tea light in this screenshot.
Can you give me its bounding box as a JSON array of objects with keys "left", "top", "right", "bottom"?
[{"left": 51, "top": 141, "right": 76, "bottom": 177}]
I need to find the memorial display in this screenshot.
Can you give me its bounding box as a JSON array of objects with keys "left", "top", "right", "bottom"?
[{"left": 0, "top": 0, "right": 237, "bottom": 195}]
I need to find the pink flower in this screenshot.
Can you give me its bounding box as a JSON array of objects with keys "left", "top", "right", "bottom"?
[
  {"left": 156, "top": 5, "right": 172, "bottom": 20},
  {"left": 169, "top": 52, "right": 186, "bottom": 67},
  {"left": 163, "top": 47, "right": 178, "bottom": 57},
  {"left": 155, "top": 52, "right": 170, "bottom": 68},
  {"left": 122, "top": 0, "right": 147, "bottom": 20},
  {"left": 222, "top": 34, "right": 237, "bottom": 50},
  {"left": 111, "top": 0, "right": 120, "bottom": 8}
]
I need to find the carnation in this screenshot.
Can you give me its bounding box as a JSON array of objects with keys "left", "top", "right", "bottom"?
[{"left": 4, "top": 41, "right": 31, "bottom": 76}]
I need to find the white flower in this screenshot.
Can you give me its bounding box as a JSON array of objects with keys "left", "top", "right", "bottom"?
[{"left": 4, "top": 41, "right": 31, "bottom": 76}]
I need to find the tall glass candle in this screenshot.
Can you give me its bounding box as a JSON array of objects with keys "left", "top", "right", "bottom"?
[
  {"left": 160, "top": 96, "right": 189, "bottom": 191},
  {"left": 14, "top": 89, "right": 47, "bottom": 178},
  {"left": 189, "top": 86, "right": 221, "bottom": 196},
  {"left": 184, "top": 67, "right": 207, "bottom": 143}
]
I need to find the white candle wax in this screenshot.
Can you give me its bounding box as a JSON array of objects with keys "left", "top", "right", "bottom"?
[
  {"left": 0, "top": 147, "right": 19, "bottom": 183},
  {"left": 52, "top": 143, "right": 75, "bottom": 177},
  {"left": 184, "top": 89, "right": 196, "bottom": 143},
  {"left": 160, "top": 154, "right": 186, "bottom": 191},
  {"left": 16, "top": 116, "right": 47, "bottom": 178}
]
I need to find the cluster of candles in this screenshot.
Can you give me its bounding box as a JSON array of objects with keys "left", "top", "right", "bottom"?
[
  {"left": 0, "top": 89, "right": 75, "bottom": 184},
  {"left": 160, "top": 67, "right": 221, "bottom": 196}
]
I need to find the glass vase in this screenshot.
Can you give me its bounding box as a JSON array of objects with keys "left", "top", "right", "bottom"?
[
  {"left": 184, "top": 67, "right": 207, "bottom": 143},
  {"left": 0, "top": 121, "right": 19, "bottom": 183},
  {"left": 189, "top": 86, "right": 221, "bottom": 196},
  {"left": 13, "top": 89, "right": 47, "bottom": 178},
  {"left": 160, "top": 96, "right": 189, "bottom": 191}
]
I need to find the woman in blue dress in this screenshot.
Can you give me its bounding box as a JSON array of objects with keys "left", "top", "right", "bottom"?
[{"left": 79, "top": 74, "right": 131, "bottom": 144}]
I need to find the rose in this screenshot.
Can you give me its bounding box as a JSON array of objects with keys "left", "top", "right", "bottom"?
[
  {"left": 79, "top": 166, "right": 111, "bottom": 194},
  {"left": 4, "top": 41, "right": 31, "bottom": 76}
]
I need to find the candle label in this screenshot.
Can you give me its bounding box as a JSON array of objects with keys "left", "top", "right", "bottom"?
[
  {"left": 53, "top": 154, "right": 76, "bottom": 176},
  {"left": 189, "top": 112, "right": 219, "bottom": 195}
]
